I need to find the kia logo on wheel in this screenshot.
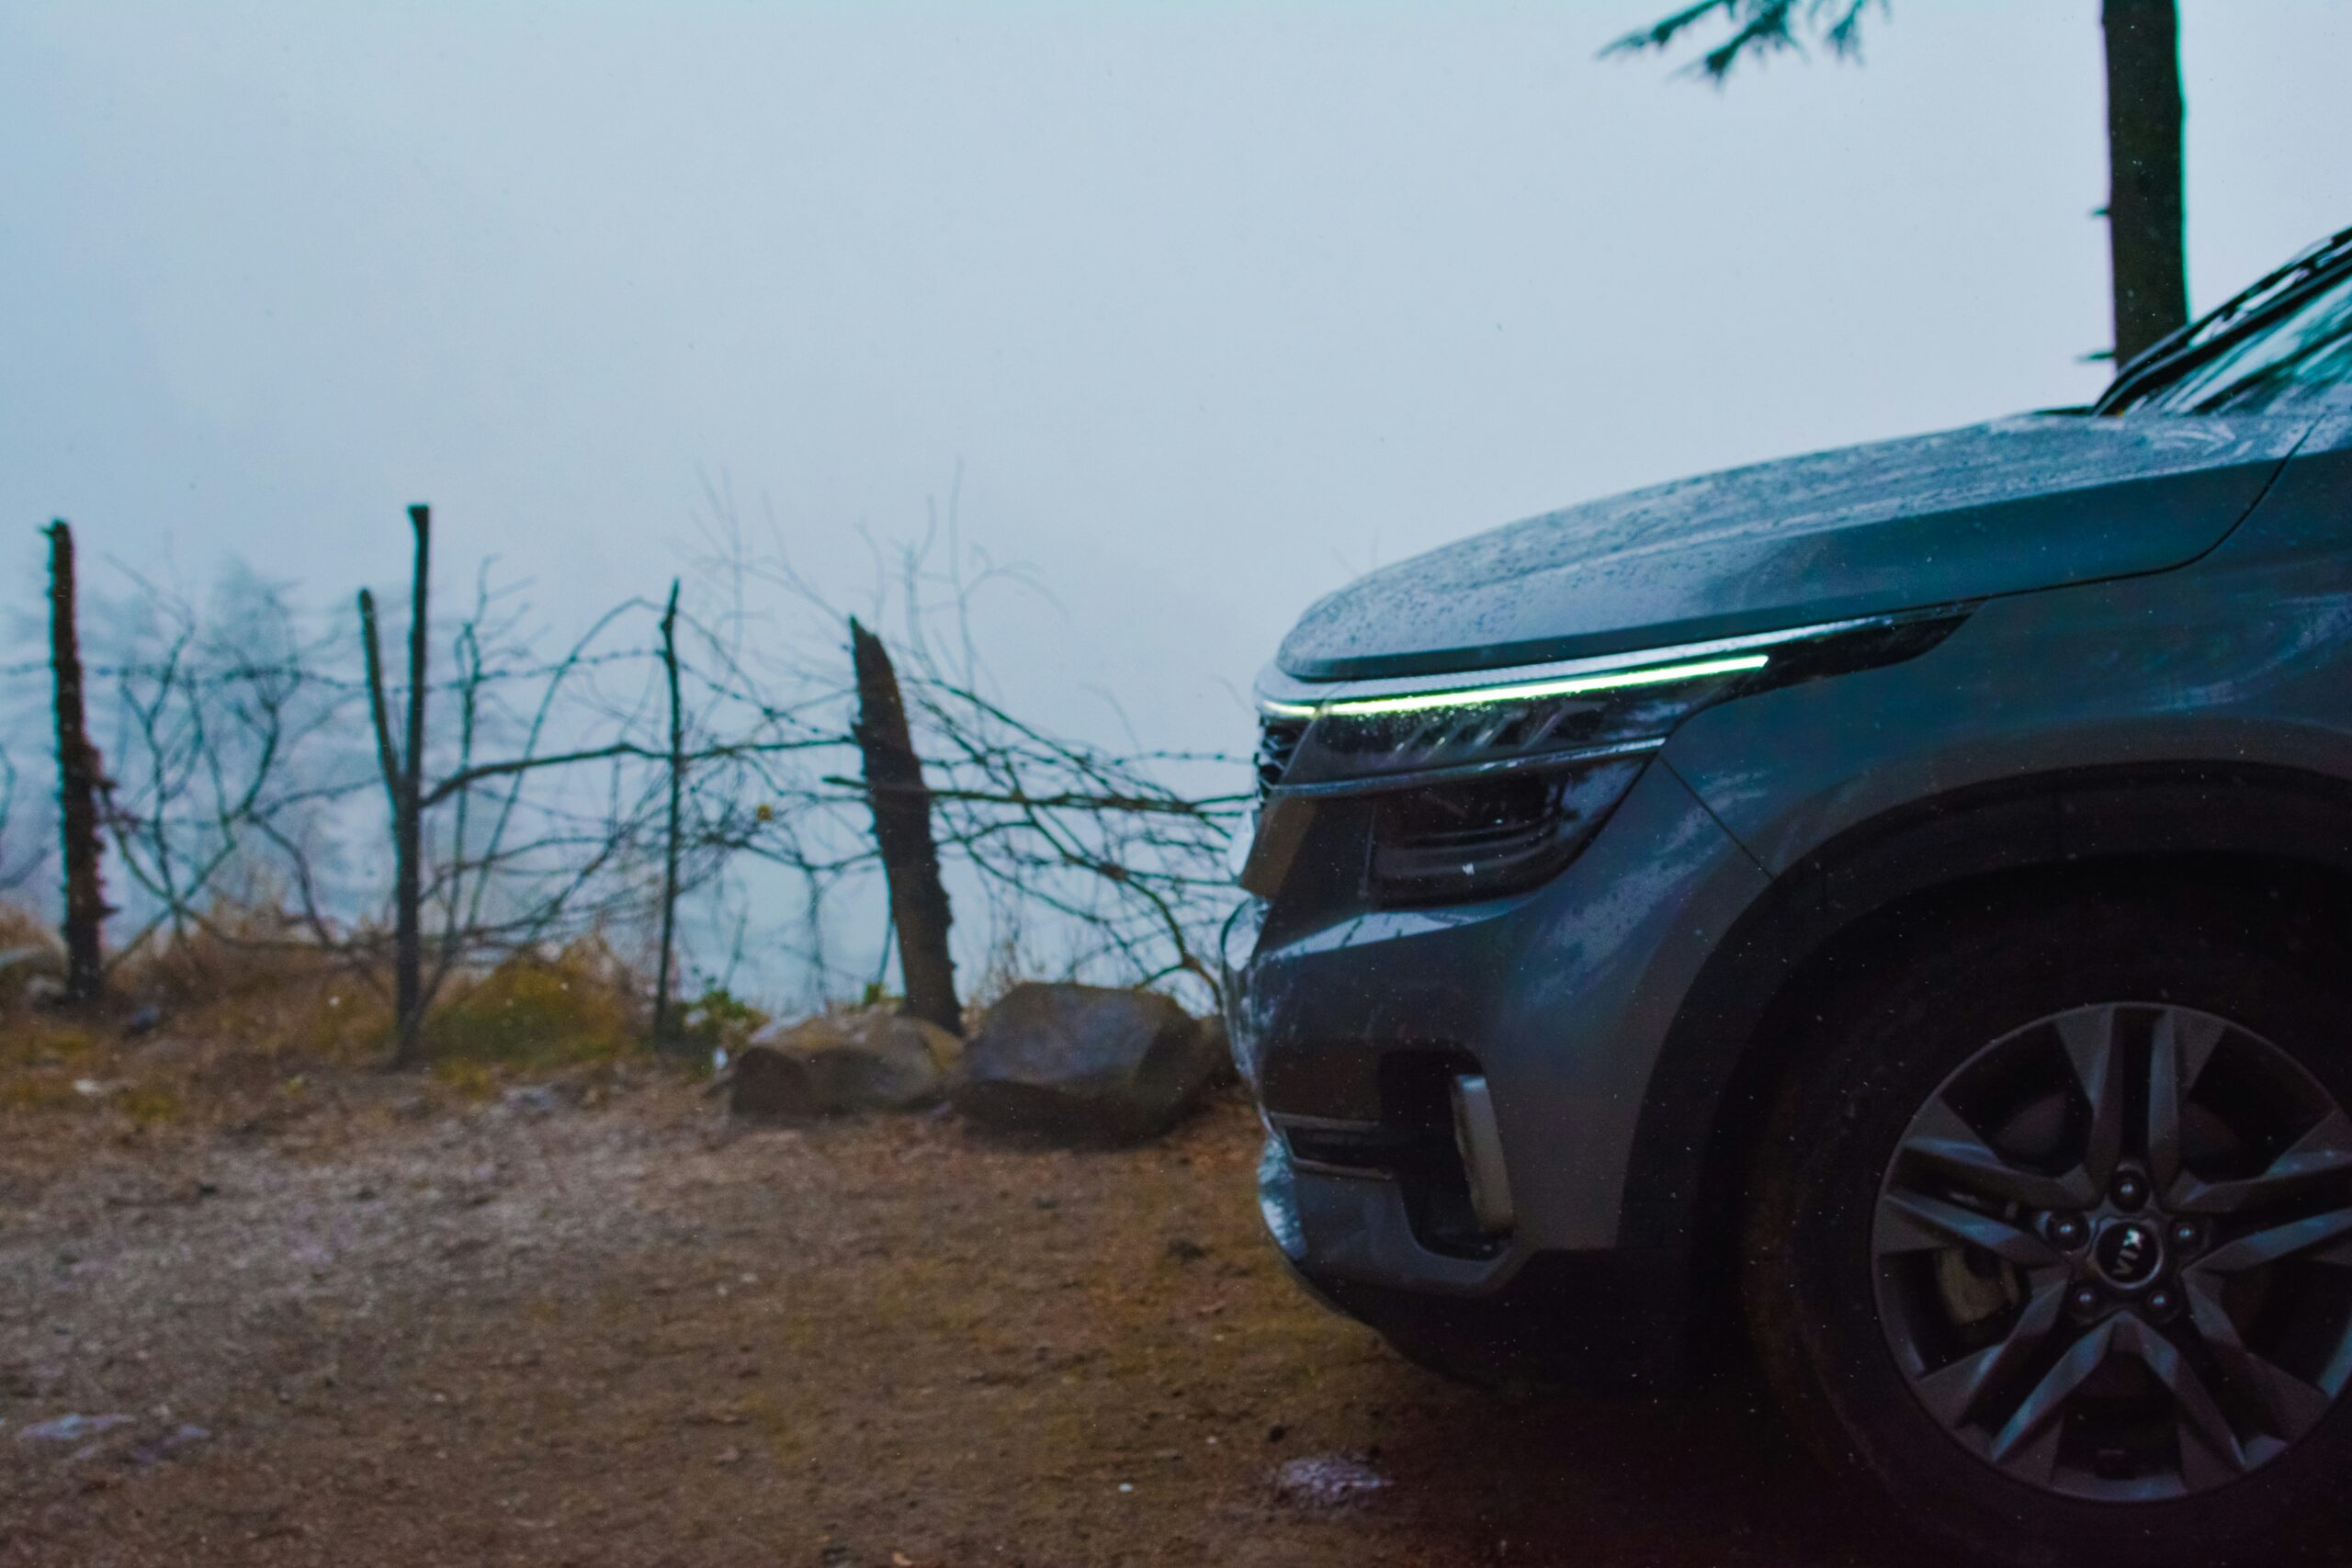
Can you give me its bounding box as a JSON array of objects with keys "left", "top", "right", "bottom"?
[{"left": 2096, "top": 1221, "right": 2162, "bottom": 1287}]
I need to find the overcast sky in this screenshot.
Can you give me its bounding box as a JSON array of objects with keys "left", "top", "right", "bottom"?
[{"left": 8, "top": 0, "right": 2352, "bottom": 766}]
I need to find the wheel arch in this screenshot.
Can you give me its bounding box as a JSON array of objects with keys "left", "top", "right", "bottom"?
[{"left": 1627, "top": 760, "right": 2352, "bottom": 1370}]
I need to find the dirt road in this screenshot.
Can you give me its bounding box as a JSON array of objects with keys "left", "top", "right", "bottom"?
[{"left": 2, "top": 1085, "right": 1893, "bottom": 1566}]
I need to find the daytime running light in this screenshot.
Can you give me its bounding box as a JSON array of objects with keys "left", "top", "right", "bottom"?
[{"left": 1273, "top": 652, "right": 1770, "bottom": 721}]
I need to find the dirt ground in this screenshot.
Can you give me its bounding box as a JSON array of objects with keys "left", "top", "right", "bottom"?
[{"left": 2, "top": 1078, "right": 1905, "bottom": 1567}]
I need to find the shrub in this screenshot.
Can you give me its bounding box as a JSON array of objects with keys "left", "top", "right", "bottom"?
[
  {"left": 674, "top": 985, "right": 770, "bottom": 1060},
  {"left": 420, "top": 937, "right": 646, "bottom": 1072}
]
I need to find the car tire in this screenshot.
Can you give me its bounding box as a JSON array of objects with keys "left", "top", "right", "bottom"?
[{"left": 1745, "top": 890, "right": 2352, "bottom": 1567}]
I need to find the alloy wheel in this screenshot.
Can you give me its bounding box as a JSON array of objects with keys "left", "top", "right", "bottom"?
[{"left": 1872, "top": 1002, "right": 2352, "bottom": 1501}]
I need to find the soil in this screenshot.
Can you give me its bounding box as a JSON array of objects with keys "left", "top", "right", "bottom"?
[{"left": 2, "top": 1079, "right": 1899, "bottom": 1567}]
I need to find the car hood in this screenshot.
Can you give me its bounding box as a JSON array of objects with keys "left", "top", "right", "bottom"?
[{"left": 1275, "top": 412, "right": 2312, "bottom": 681}]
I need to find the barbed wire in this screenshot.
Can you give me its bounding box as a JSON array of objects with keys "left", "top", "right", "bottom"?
[{"left": 11, "top": 539, "right": 1249, "bottom": 1013}]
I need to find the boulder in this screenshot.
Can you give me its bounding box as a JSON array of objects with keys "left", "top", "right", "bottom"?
[
  {"left": 1193, "top": 1011, "right": 1239, "bottom": 1088},
  {"left": 950, "top": 983, "right": 1224, "bottom": 1145},
  {"left": 0, "top": 945, "right": 62, "bottom": 976},
  {"left": 728, "top": 1007, "right": 959, "bottom": 1122},
  {"left": 0, "top": 945, "right": 63, "bottom": 1010}
]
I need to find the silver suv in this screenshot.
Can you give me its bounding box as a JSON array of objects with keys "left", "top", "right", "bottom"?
[{"left": 1227, "top": 223, "right": 2352, "bottom": 1564}]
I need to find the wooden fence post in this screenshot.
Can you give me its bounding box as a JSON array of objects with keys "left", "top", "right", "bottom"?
[
  {"left": 848, "top": 618, "right": 960, "bottom": 1032},
  {"left": 396, "top": 505, "right": 429, "bottom": 1060},
  {"left": 359, "top": 505, "right": 431, "bottom": 1066},
  {"left": 45, "top": 521, "right": 107, "bottom": 1003},
  {"left": 651, "top": 579, "right": 685, "bottom": 1047}
]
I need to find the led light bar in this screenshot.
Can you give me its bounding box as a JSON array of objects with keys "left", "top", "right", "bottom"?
[{"left": 1267, "top": 652, "right": 1769, "bottom": 720}]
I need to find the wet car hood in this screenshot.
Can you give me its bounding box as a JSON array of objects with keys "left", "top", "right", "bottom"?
[{"left": 1275, "top": 412, "right": 2312, "bottom": 681}]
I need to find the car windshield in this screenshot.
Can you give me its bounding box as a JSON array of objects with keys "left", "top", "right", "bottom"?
[{"left": 2104, "top": 260, "right": 2352, "bottom": 415}]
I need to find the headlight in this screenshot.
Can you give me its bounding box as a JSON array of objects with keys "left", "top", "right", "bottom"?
[
  {"left": 1261, "top": 649, "right": 1765, "bottom": 794},
  {"left": 1242, "top": 609, "right": 1967, "bottom": 904}
]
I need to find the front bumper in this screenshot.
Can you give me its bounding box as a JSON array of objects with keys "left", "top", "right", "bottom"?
[
  {"left": 1258, "top": 1134, "right": 1711, "bottom": 1387},
  {"left": 1227, "top": 759, "right": 1770, "bottom": 1374}
]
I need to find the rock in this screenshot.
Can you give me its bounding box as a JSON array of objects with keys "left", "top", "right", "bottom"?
[
  {"left": 726, "top": 1050, "right": 817, "bottom": 1122},
  {"left": 0, "top": 945, "right": 62, "bottom": 981},
  {"left": 0, "top": 946, "right": 65, "bottom": 1010},
  {"left": 1193, "top": 1011, "right": 1240, "bottom": 1088},
  {"left": 1272, "top": 1453, "right": 1388, "bottom": 1510},
  {"left": 950, "top": 984, "right": 1224, "bottom": 1145},
  {"left": 127, "top": 1424, "right": 209, "bottom": 1466},
  {"left": 0, "top": 944, "right": 64, "bottom": 1020},
  {"left": 498, "top": 1085, "right": 563, "bottom": 1119},
  {"left": 131, "top": 1034, "right": 198, "bottom": 1066},
  {"left": 122, "top": 1004, "right": 164, "bottom": 1036},
  {"left": 17, "top": 1413, "right": 131, "bottom": 1444},
  {"left": 729, "top": 1008, "right": 959, "bottom": 1122}
]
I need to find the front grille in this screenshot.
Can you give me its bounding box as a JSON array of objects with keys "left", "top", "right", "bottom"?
[{"left": 1255, "top": 714, "right": 1308, "bottom": 798}]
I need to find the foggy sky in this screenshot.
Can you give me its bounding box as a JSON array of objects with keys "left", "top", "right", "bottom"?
[{"left": 8, "top": 0, "right": 2352, "bottom": 768}]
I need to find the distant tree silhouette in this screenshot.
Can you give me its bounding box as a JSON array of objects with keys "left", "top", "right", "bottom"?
[{"left": 1611, "top": 0, "right": 2189, "bottom": 368}]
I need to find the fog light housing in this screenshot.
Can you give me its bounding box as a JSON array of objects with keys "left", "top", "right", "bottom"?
[{"left": 1449, "top": 1074, "right": 1515, "bottom": 1235}]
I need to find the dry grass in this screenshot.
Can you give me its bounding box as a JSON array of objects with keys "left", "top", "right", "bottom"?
[
  {"left": 123, "top": 916, "right": 393, "bottom": 1065},
  {"left": 0, "top": 904, "right": 684, "bottom": 1132},
  {"left": 423, "top": 938, "right": 645, "bottom": 1069}
]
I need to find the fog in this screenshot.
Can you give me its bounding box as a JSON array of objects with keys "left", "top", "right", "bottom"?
[
  {"left": 10, "top": 2, "right": 2352, "bottom": 759},
  {"left": 7, "top": 0, "right": 2352, "bottom": 996}
]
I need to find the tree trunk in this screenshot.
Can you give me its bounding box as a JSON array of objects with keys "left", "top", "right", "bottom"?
[
  {"left": 651, "top": 579, "right": 685, "bottom": 1048},
  {"left": 45, "top": 522, "right": 107, "bottom": 1003},
  {"left": 2102, "top": 0, "right": 2188, "bottom": 368},
  {"left": 848, "top": 618, "right": 960, "bottom": 1032}
]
